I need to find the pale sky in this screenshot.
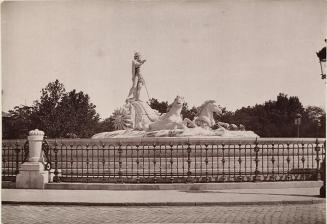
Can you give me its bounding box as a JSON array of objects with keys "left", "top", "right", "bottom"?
[{"left": 2, "top": 0, "right": 326, "bottom": 119}]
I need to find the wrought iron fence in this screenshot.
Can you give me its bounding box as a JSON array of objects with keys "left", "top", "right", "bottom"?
[
  {"left": 2, "top": 139, "right": 29, "bottom": 181},
  {"left": 2, "top": 138, "right": 325, "bottom": 184}
]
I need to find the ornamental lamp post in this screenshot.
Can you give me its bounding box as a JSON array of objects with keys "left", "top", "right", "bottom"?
[
  {"left": 316, "top": 39, "right": 326, "bottom": 80},
  {"left": 294, "top": 113, "right": 302, "bottom": 138},
  {"left": 316, "top": 39, "right": 326, "bottom": 198}
]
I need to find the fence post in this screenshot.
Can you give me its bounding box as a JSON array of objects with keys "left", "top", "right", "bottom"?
[
  {"left": 315, "top": 138, "right": 321, "bottom": 181},
  {"left": 253, "top": 138, "right": 259, "bottom": 182},
  {"left": 52, "top": 140, "right": 60, "bottom": 182},
  {"left": 118, "top": 143, "right": 123, "bottom": 183},
  {"left": 14, "top": 141, "right": 20, "bottom": 176},
  {"left": 186, "top": 143, "right": 192, "bottom": 183},
  {"left": 16, "top": 129, "right": 49, "bottom": 189}
]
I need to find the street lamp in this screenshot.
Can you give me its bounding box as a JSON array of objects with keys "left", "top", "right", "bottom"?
[
  {"left": 294, "top": 113, "right": 302, "bottom": 138},
  {"left": 316, "top": 39, "right": 326, "bottom": 79}
]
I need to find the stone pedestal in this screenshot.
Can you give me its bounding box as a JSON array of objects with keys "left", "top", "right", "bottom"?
[
  {"left": 16, "top": 129, "right": 49, "bottom": 189},
  {"left": 16, "top": 162, "right": 49, "bottom": 189}
]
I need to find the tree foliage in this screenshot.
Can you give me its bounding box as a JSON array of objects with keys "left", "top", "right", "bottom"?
[
  {"left": 181, "top": 103, "right": 198, "bottom": 120},
  {"left": 301, "top": 106, "right": 326, "bottom": 138},
  {"left": 4, "top": 80, "right": 100, "bottom": 138},
  {"left": 96, "top": 117, "right": 115, "bottom": 133},
  {"left": 4, "top": 106, "right": 39, "bottom": 138},
  {"left": 3, "top": 86, "right": 325, "bottom": 139},
  {"left": 55, "top": 89, "right": 100, "bottom": 137},
  {"left": 148, "top": 98, "right": 168, "bottom": 114},
  {"left": 148, "top": 93, "right": 325, "bottom": 138},
  {"left": 148, "top": 98, "right": 198, "bottom": 120},
  {"left": 34, "top": 80, "right": 66, "bottom": 137},
  {"left": 215, "top": 93, "right": 325, "bottom": 137}
]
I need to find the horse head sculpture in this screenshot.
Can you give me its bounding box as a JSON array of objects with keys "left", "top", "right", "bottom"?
[
  {"left": 149, "top": 96, "right": 186, "bottom": 131},
  {"left": 166, "top": 95, "right": 184, "bottom": 115},
  {"left": 193, "top": 100, "right": 222, "bottom": 129}
]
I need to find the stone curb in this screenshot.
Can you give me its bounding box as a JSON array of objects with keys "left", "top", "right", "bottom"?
[
  {"left": 44, "top": 181, "right": 323, "bottom": 191},
  {"left": 4, "top": 180, "right": 322, "bottom": 190},
  {"left": 2, "top": 199, "right": 325, "bottom": 207}
]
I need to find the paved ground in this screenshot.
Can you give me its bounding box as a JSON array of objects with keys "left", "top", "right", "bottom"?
[
  {"left": 2, "top": 203, "right": 325, "bottom": 224},
  {"left": 2, "top": 187, "right": 325, "bottom": 206},
  {"left": 2, "top": 186, "right": 325, "bottom": 223}
]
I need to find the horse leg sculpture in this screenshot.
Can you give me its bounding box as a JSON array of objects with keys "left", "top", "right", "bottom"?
[{"left": 183, "top": 118, "right": 196, "bottom": 128}]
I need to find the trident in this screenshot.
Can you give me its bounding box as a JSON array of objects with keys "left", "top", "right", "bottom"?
[{"left": 142, "top": 78, "right": 151, "bottom": 101}]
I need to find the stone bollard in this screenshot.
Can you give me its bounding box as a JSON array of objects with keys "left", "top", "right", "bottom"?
[{"left": 16, "top": 129, "right": 49, "bottom": 189}]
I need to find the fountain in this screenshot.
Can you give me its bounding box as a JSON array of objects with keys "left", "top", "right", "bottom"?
[{"left": 92, "top": 53, "right": 258, "bottom": 139}]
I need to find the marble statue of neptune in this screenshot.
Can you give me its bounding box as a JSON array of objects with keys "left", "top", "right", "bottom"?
[{"left": 127, "top": 52, "right": 146, "bottom": 101}]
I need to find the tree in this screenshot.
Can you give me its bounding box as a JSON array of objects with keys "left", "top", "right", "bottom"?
[
  {"left": 148, "top": 98, "right": 168, "bottom": 114},
  {"left": 5, "top": 105, "right": 38, "bottom": 138},
  {"left": 219, "top": 93, "right": 319, "bottom": 137},
  {"left": 215, "top": 107, "right": 235, "bottom": 124},
  {"left": 301, "top": 106, "right": 326, "bottom": 138},
  {"left": 56, "top": 89, "right": 100, "bottom": 137},
  {"left": 4, "top": 89, "right": 325, "bottom": 139},
  {"left": 4, "top": 80, "right": 101, "bottom": 138},
  {"left": 34, "top": 79, "right": 66, "bottom": 137},
  {"left": 96, "top": 117, "right": 115, "bottom": 133},
  {"left": 181, "top": 103, "right": 198, "bottom": 120}
]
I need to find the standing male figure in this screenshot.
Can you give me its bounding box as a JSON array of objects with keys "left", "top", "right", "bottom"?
[{"left": 127, "top": 52, "right": 146, "bottom": 101}]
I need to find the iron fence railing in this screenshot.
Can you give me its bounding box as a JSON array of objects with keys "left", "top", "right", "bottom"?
[
  {"left": 2, "top": 138, "right": 325, "bottom": 184},
  {"left": 2, "top": 139, "right": 29, "bottom": 181}
]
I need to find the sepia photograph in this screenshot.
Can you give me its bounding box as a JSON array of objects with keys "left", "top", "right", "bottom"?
[{"left": 1, "top": 0, "right": 326, "bottom": 223}]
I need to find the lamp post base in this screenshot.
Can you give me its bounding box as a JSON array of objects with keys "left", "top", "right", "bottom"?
[{"left": 320, "top": 185, "right": 325, "bottom": 198}]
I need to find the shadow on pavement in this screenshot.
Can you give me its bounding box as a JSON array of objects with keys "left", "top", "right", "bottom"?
[{"left": 180, "top": 190, "right": 322, "bottom": 198}]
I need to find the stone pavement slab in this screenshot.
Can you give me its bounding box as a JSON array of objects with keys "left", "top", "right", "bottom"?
[{"left": 2, "top": 187, "right": 325, "bottom": 206}]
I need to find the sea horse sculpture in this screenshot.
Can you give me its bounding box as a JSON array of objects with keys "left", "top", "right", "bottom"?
[
  {"left": 149, "top": 96, "right": 186, "bottom": 131},
  {"left": 184, "top": 100, "right": 222, "bottom": 129}
]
